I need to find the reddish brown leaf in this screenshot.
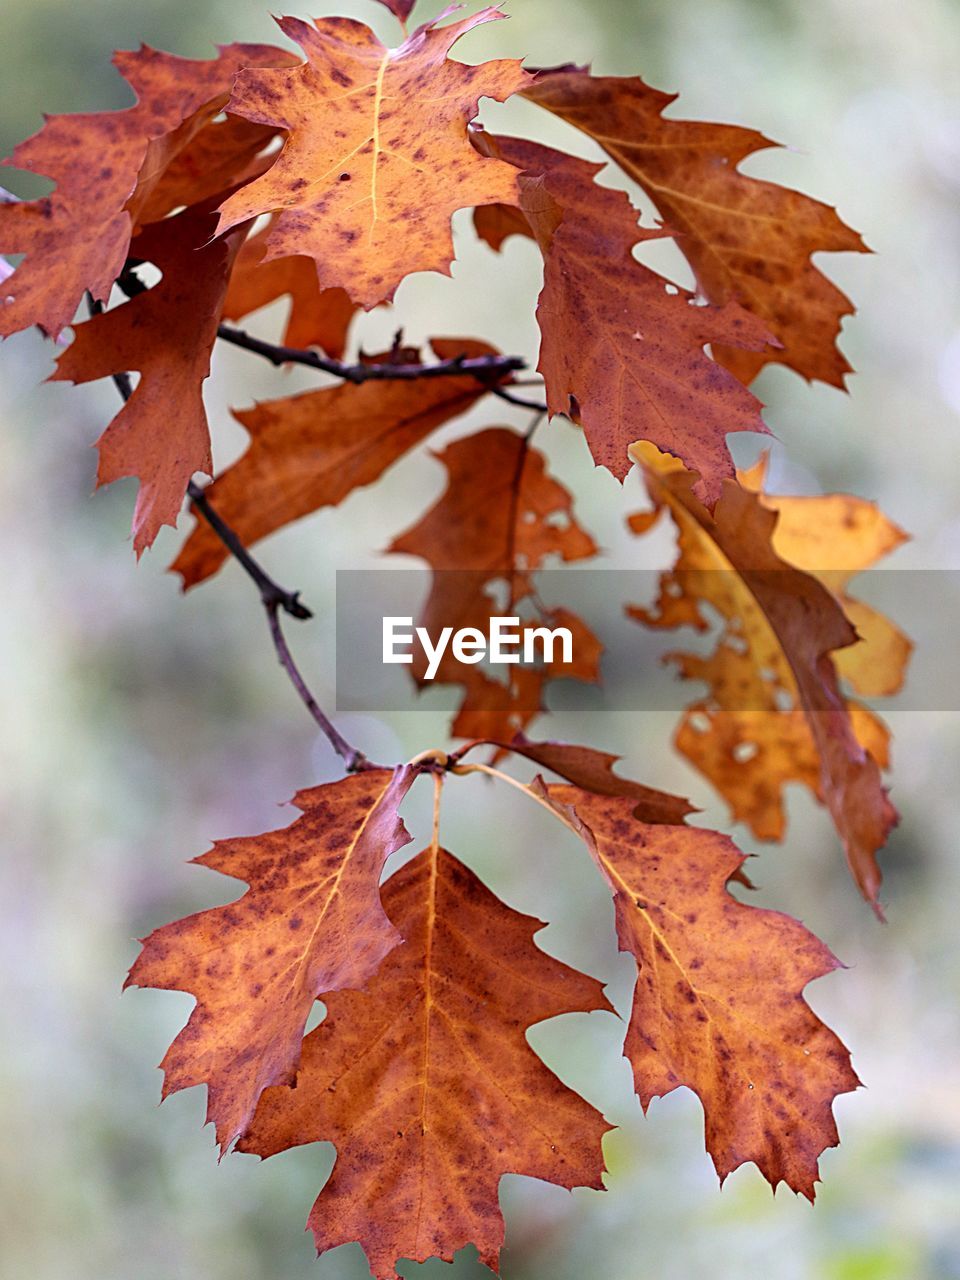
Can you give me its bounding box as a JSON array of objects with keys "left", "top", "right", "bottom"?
[
  {"left": 374, "top": 0, "right": 417, "bottom": 21},
  {"left": 388, "top": 426, "right": 600, "bottom": 739},
  {"left": 239, "top": 845, "right": 612, "bottom": 1276},
  {"left": 126, "top": 767, "right": 415, "bottom": 1151},
  {"left": 524, "top": 67, "right": 868, "bottom": 386},
  {"left": 221, "top": 217, "right": 357, "bottom": 356},
  {"left": 0, "top": 43, "right": 291, "bottom": 338},
  {"left": 460, "top": 735, "right": 696, "bottom": 825},
  {"left": 476, "top": 134, "right": 772, "bottom": 500},
  {"left": 539, "top": 783, "right": 860, "bottom": 1198},
  {"left": 216, "top": 10, "right": 531, "bottom": 309},
  {"left": 131, "top": 112, "right": 282, "bottom": 229},
  {"left": 627, "top": 443, "right": 898, "bottom": 912},
  {"left": 51, "top": 205, "right": 243, "bottom": 555},
  {"left": 172, "top": 338, "right": 503, "bottom": 588}
]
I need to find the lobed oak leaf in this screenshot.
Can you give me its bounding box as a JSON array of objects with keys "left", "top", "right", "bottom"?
[
  {"left": 0, "top": 42, "right": 291, "bottom": 338},
  {"left": 126, "top": 767, "right": 415, "bottom": 1152},
  {"left": 172, "top": 338, "right": 504, "bottom": 588},
  {"left": 538, "top": 782, "right": 860, "bottom": 1198},
  {"left": 388, "top": 426, "right": 600, "bottom": 739},
  {"left": 238, "top": 845, "right": 613, "bottom": 1277},
  {"left": 221, "top": 217, "right": 357, "bottom": 357},
  {"left": 51, "top": 205, "right": 244, "bottom": 556},
  {"left": 475, "top": 134, "right": 773, "bottom": 500},
  {"left": 739, "top": 455, "right": 912, "bottom": 698},
  {"left": 627, "top": 443, "right": 899, "bottom": 913},
  {"left": 523, "top": 66, "right": 868, "bottom": 387},
  {"left": 130, "top": 112, "right": 283, "bottom": 229},
  {"left": 215, "top": 9, "right": 531, "bottom": 309}
]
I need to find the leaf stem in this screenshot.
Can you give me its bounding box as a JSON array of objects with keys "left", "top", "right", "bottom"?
[{"left": 451, "top": 761, "right": 579, "bottom": 835}]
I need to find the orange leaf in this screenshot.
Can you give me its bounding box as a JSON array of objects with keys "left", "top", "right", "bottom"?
[
  {"left": 221, "top": 217, "right": 357, "bottom": 356},
  {"left": 126, "top": 767, "right": 415, "bottom": 1151},
  {"left": 0, "top": 43, "right": 291, "bottom": 338},
  {"left": 216, "top": 10, "right": 531, "bottom": 308},
  {"left": 51, "top": 206, "right": 243, "bottom": 555},
  {"left": 540, "top": 783, "right": 860, "bottom": 1198},
  {"left": 524, "top": 67, "right": 868, "bottom": 386},
  {"left": 740, "top": 455, "right": 912, "bottom": 698},
  {"left": 627, "top": 443, "right": 899, "bottom": 913},
  {"left": 477, "top": 134, "right": 772, "bottom": 499},
  {"left": 172, "top": 338, "right": 503, "bottom": 588},
  {"left": 238, "top": 846, "right": 612, "bottom": 1276},
  {"left": 389, "top": 426, "right": 600, "bottom": 739}
]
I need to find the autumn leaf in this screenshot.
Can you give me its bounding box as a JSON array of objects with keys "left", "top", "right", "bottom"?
[
  {"left": 221, "top": 217, "right": 357, "bottom": 356},
  {"left": 627, "top": 443, "right": 898, "bottom": 912},
  {"left": 523, "top": 67, "right": 868, "bottom": 387},
  {"left": 475, "top": 133, "right": 772, "bottom": 500},
  {"left": 388, "top": 426, "right": 601, "bottom": 739},
  {"left": 740, "top": 454, "right": 912, "bottom": 698},
  {"left": 131, "top": 112, "right": 282, "bottom": 229},
  {"left": 126, "top": 767, "right": 415, "bottom": 1152},
  {"left": 51, "top": 205, "right": 244, "bottom": 555},
  {"left": 539, "top": 783, "right": 860, "bottom": 1198},
  {"left": 459, "top": 734, "right": 696, "bottom": 825},
  {"left": 0, "top": 42, "right": 290, "bottom": 338},
  {"left": 238, "top": 845, "right": 612, "bottom": 1277},
  {"left": 173, "top": 339, "right": 504, "bottom": 588},
  {"left": 215, "top": 9, "right": 531, "bottom": 309},
  {"left": 374, "top": 0, "right": 417, "bottom": 21}
]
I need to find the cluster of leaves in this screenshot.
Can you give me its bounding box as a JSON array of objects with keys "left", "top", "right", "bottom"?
[{"left": 1, "top": 2, "right": 910, "bottom": 1275}]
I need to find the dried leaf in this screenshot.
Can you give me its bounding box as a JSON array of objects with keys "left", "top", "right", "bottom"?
[
  {"left": 524, "top": 66, "right": 868, "bottom": 386},
  {"left": 239, "top": 846, "right": 612, "bottom": 1276},
  {"left": 0, "top": 43, "right": 291, "bottom": 338},
  {"left": 389, "top": 426, "right": 600, "bottom": 739},
  {"left": 627, "top": 443, "right": 898, "bottom": 912},
  {"left": 222, "top": 217, "right": 357, "bottom": 356},
  {"left": 51, "top": 206, "right": 243, "bottom": 555},
  {"left": 539, "top": 783, "right": 860, "bottom": 1198},
  {"left": 216, "top": 10, "right": 530, "bottom": 308},
  {"left": 126, "top": 767, "right": 415, "bottom": 1150},
  {"left": 173, "top": 338, "right": 503, "bottom": 588},
  {"left": 476, "top": 134, "right": 772, "bottom": 500}
]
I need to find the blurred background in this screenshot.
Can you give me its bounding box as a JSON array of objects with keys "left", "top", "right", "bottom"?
[{"left": 2, "top": 0, "right": 959, "bottom": 1277}]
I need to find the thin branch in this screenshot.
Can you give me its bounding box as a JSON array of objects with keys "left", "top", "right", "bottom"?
[
  {"left": 216, "top": 321, "right": 528, "bottom": 386},
  {"left": 490, "top": 384, "right": 548, "bottom": 412},
  {"left": 265, "top": 601, "right": 379, "bottom": 772},
  {"left": 87, "top": 292, "right": 378, "bottom": 770}
]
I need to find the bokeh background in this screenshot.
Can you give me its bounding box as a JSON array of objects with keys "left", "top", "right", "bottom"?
[{"left": 2, "top": 0, "right": 959, "bottom": 1277}]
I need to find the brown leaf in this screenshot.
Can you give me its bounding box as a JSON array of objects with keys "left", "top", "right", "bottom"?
[
  {"left": 739, "top": 455, "right": 912, "bottom": 697},
  {"left": 374, "top": 0, "right": 416, "bottom": 20},
  {"left": 172, "top": 338, "right": 502, "bottom": 588},
  {"left": 539, "top": 783, "right": 860, "bottom": 1198},
  {"left": 216, "top": 10, "right": 530, "bottom": 308},
  {"left": 627, "top": 443, "right": 898, "bottom": 913},
  {"left": 388, "top": 426, "right": 600, "bottom": 739},
  {"left": 131, "top": 112, "right": 282, "bottom": 229},
  {"left": 126, "top": 767, "right": 415, "bottom": 1151},
  {"left": 238, "top": 845, "right": 612, "bottom": 1276},
  {"left": 0, "top": 43, "right": 291, "bottom": 338},
  {"left": 462, "top": 734, "right": 696, "bottom": 825},
  {"left": 51, "top": 205, "right": 243, "bottom": 555},
  {"left": 476, "top": 134, "right": 772, "bottom": 500},
  {"left": 222, "top": 217, "right": 357, "bottom": 356},
  {"left": 523, "top": 67, "right": 868, "bottom": 386}
]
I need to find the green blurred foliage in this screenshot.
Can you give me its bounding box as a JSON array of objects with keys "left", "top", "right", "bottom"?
[{"left": 1, "top": 1, "right": 959, "bottom": 1278}]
